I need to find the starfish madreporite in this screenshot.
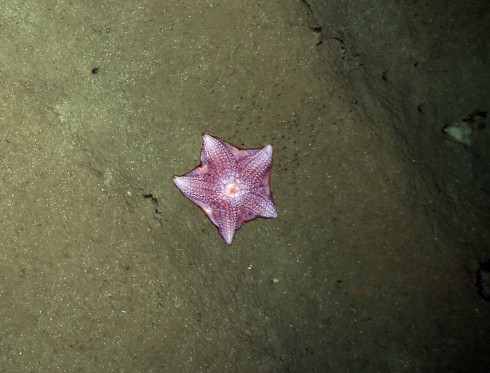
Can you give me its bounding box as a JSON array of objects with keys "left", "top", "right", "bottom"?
[{"left": 173, "top": 133, "right": 277, "bottom": 244}]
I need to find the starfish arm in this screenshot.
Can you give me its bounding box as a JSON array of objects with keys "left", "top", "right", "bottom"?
[
  {"left": 201, "top": 134, "right": 236, "bottom": 177},
  {"left": 239, "top": 144, "right": 273, "bottom": 182},
  {"left": 242, "top": 192, "right": 278, "bottom": 219},
  {"left": 212, "top": 203, "right": 238, "bottom": 244},
  {"left": 173, "top": 175, "right": 215, "bottom": 205}
]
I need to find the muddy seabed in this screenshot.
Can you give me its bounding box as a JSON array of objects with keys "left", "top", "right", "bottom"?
[{"left": 1, "top": 0, "right": 489, "bottom": 371}]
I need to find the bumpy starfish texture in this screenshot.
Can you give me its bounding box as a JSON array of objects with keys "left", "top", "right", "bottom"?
[{"left": 173, "top": 133, "right": 277, "bottom": 244}]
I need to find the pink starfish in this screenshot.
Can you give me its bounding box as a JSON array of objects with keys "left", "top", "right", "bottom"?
[{"left": 173, "top": 133, "right": 277, "bottom": 244}]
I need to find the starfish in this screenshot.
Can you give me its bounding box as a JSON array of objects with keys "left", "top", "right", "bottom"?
[{"left": 173, "top": 133, "right": 277, "bottom": 244}]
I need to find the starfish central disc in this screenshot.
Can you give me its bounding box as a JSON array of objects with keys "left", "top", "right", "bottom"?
[{"left": 224, "top": 181, "right": 240, "bottom": 198}]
